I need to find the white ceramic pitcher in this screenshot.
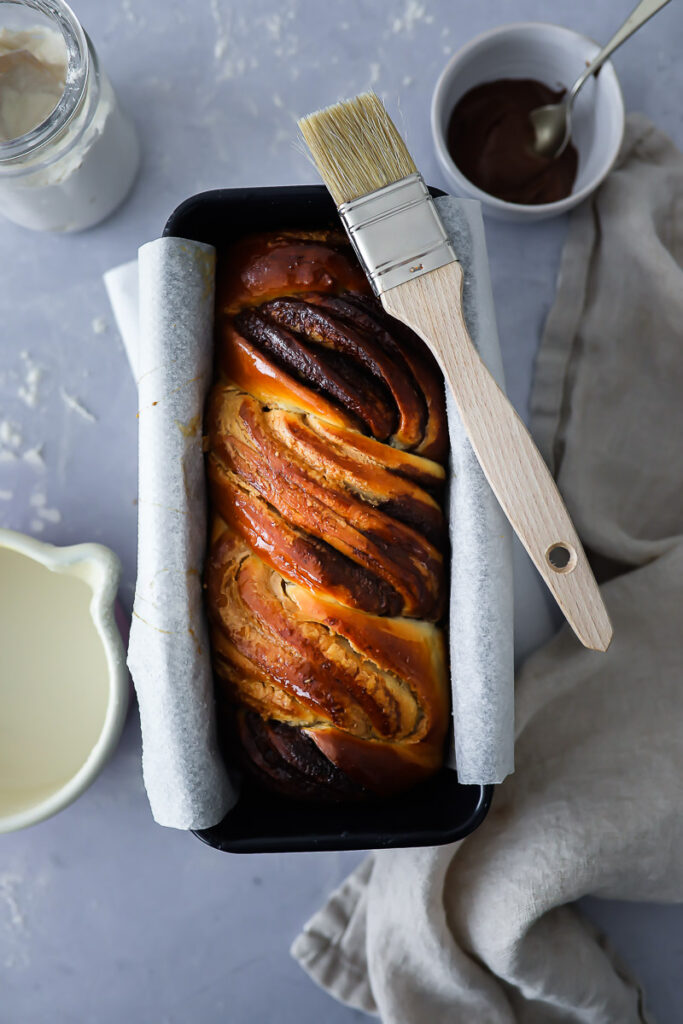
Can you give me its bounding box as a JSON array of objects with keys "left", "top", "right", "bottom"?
[{"left": 0, "top": 529, "right": 129, "bottom": 833}]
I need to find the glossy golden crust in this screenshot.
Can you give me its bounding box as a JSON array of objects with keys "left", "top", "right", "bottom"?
[{"left": 206, "top": 230, "right": 450, "bottom": 798}]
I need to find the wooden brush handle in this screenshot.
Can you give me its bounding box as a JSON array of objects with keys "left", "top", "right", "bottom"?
[{"left": 382, "top": 261, "right": 612, "bottom": 652}]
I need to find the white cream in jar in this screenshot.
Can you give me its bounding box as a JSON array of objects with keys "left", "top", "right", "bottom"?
[
  {"left": 0, "top": 0, "right": 139, "bottom": 232},
  {"left": 0, "top": 26, "right": 67, "bottom": 140}
]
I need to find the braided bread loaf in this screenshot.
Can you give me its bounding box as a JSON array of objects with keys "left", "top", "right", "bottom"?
[{"left": 205, "top": 230, "right": 450, "bottom": 800}]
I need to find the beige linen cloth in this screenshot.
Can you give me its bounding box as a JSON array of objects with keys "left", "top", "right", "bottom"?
[{"left": 291, "top": 114, "right": 683, "bottom": 1023}]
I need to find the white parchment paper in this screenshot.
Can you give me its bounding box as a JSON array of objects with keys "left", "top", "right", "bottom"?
[
  {"left": 125, "top": 197, "right": 513, "bottom": 831},
  {"left": 128, "top": 239, "right": 235, "bottom": 829},
  {"left": 437, "top": 199, "right": 514, "bottom": 784}
]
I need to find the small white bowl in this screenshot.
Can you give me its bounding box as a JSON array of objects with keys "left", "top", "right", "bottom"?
[
  {"left": 0, "top": 530, "right": 129, "bottom": 833},
  {"left": 431, "top": 22, "right": 625, "bottom": 222}
]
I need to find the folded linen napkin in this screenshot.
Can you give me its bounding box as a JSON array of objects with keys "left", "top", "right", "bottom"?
[{"left": 291, "top": 114, "right": 683, "bottom": 1023}]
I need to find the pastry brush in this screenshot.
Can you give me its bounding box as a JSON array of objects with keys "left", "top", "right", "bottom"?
[{"left": 298, "top": 92, "right": 612, "bottom": 652}]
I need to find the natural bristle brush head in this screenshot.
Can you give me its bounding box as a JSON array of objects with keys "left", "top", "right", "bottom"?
[{"left": 298, "top": 92, "right": 417, "bottom": 207}]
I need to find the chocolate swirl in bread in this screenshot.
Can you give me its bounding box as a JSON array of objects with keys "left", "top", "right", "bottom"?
[{"left": 205, "top": 230, "right": 450, "bottom": 799}]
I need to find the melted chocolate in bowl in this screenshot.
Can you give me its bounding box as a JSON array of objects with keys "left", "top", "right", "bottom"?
[{"left": 447, "top": 78, "right": 579, "bottom": 205}]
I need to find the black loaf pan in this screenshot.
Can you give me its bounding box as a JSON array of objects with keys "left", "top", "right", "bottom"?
[{"left": 164, "top": 185, "right": 493, "bottom": 853}]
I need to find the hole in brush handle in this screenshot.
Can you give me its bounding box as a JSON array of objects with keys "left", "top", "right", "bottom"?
[{"left": 545, "top": 542, "right": 577, "bottom": 574}]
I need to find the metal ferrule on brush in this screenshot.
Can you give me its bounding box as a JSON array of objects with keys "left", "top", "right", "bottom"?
[{"left": 338, "top": 173, "right": 456, "bottom": 297}]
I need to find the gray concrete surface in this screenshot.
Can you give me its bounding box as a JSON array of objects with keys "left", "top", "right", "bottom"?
[{"left": 1, "top": 1, "right": 681, "bottom": 1021}]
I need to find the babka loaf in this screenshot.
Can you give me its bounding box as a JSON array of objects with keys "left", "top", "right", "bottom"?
[{"left": 205, "top": 229, "right": 450, "bottom": 800}]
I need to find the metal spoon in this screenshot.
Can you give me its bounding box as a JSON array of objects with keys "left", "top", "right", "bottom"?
[{"left": 530, "top": 0, "right": 671, "bottom": 159}]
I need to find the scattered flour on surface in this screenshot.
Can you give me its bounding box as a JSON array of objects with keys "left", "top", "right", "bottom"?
[
  {"left": 23, "top": 445, "right": 45, "bottom": 469},
  {"left": 91, "top": 316, "right": 107, "bottom": 334},
  {"left": 121, "top": 0, "right": 146, "bottom": 28},
  {"left": 1, "top": 867, "right": 50, "bottom": 968},
  {"left": 0, "top": 449, "right": 18, "bottom": 463},
  {"left": 17, "top": 353, "right": 44, "bottom": 408},
  {"left": 209, "top": 2, "right": 300, "bottom": 79},
  {"left": 391, "top": 1, "right": 431, "bottom": 34},
  {"left": 369, "top": 62, "right": 381, "bottom": 86},
  {"left": 0, "top": 420, "right": 22, "bottom": 449},
  {"left": 59, "top": 388, "right": 96, "bottom": 423},
  {"left": 0, "top": 489, "right": 12, "bottom": 500},
  {"left": 29, "top": 518, "right": 45, "bottom": 533},
  {"left": 0, "top": 874, "right": 25, "bottom": 929},
  {"left": 210, "top": 0, "right": 229, "bottom": 61},
  {"left": 402, "top": 75, "right": 414, "bottom": 87},
  {"left": 37, "top": 506, "right": 61, "bottom": 523},
  {"left": 263, "top": 13, "right": 283, "bottom": 40},
  {"left": 0, "top": 871, "right": 30, "bottom": 969},
  {"left": 210, "top": 0, "right": 254, "bottom": 77},
  {"left": 26, "top": 491, "right": 60, "bottom": 522},
  {"left": 271, "top": 9, "right": 300, "bottom": 60}
]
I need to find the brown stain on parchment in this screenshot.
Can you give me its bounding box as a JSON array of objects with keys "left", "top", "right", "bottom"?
[
  {"left": 188, "top": 626, "right": 203, "bottom": 656},
  {"left": 132, "top": 610, "right": 173, "bottom": 635},
  {"left": 175, "top": 414, "right": 201, "bottom": 438}
]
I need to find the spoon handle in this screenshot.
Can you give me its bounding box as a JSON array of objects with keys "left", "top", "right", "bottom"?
[{"left": 571, "top": 0, "right": 672, "bottom": 102}]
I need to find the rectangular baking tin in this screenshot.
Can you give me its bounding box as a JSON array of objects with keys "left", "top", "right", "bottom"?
[{"left": 164, "top": 185, "right": 493, "bottom": 853}]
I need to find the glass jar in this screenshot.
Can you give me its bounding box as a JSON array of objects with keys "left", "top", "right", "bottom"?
[{"left": 0, "top": 0, "right": 139, "bottom": 231}]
